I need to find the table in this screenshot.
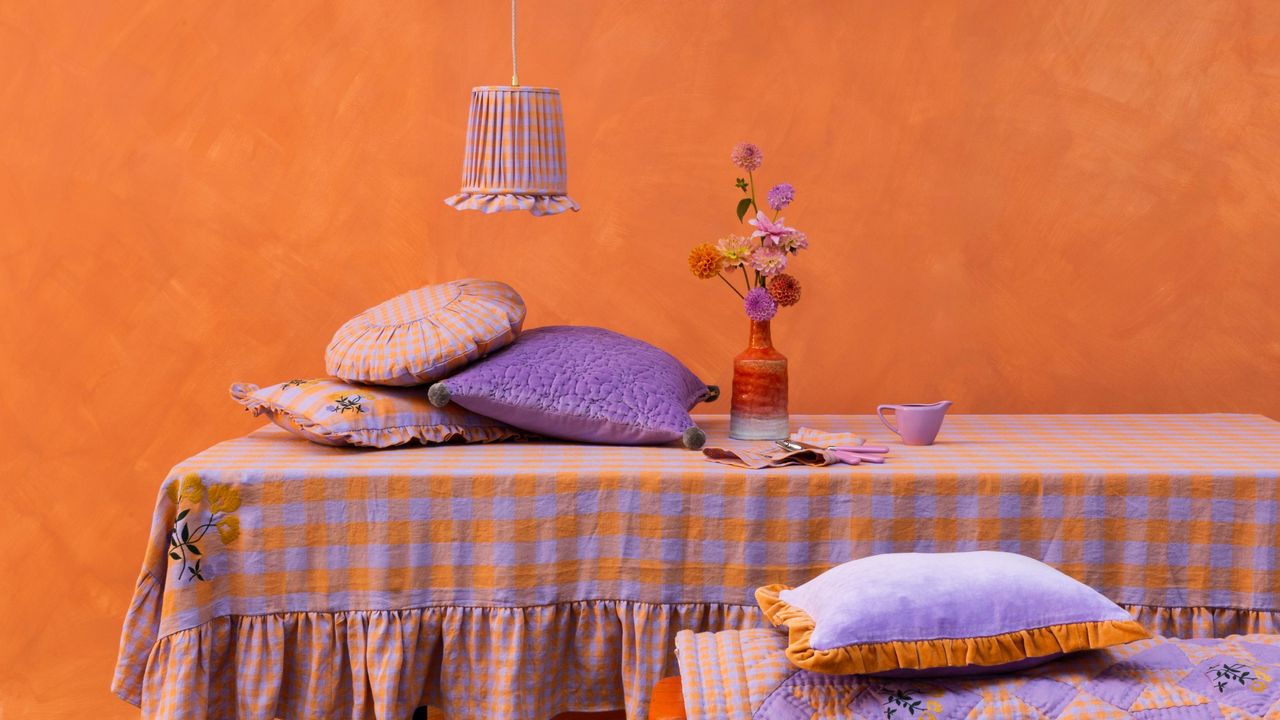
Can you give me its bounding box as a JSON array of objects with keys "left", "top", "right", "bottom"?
[{"left": 112, "top": 414, "right": 1280, "bottom": 719}]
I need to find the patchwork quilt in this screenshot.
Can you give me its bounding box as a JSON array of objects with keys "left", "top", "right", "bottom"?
[{"left": 676, "top": 629, "right": 1280, "bottom": 719}]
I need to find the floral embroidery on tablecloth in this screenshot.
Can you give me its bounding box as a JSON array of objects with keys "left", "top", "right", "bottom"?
[{"left": 164, "top": 473, "right": 241, "bottom": 582}]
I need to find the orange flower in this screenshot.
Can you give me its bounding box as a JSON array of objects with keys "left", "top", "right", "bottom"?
[
  {"left": 688, "top": 243, "right": 723, "bottom": 280},
  {"left": 767, "top": 274, "right": 802, "bottom": 307}
]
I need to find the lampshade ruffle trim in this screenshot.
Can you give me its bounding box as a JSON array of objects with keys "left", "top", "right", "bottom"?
[{"left": 445, "top": 192, "right": 580, "bottom": 217}]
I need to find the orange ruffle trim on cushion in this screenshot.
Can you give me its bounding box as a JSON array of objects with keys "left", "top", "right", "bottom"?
[{"left": 755, "top": 584, "right": 1151, "bottom": 675}]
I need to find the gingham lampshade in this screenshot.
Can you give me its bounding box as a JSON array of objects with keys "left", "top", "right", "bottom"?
[{"left": 444, "top": 86, "right": 579, "bottom": 217}]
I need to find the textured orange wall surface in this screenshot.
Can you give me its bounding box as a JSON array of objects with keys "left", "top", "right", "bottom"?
[{"left": 2, "top": 1, "right": 1279, "bottom": 716}]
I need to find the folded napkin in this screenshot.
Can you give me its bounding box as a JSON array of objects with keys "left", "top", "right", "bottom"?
[
  {"left": 702, "top": 426, "right": 872, "bottom": 469},
  {"left": 702, "top": 445, "right": 840, "bottom": 469}
]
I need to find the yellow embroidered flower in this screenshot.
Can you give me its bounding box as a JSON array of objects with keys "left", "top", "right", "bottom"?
[
  {"left": 165, "top": 480, "right": 180, "bottom": 505},
  {"left": 688, "top": 243, "right": 723, "bottom": 280},
  {"left": 216, "top": 516, "right": 240, "bottom": 544},
  {"left": 206, "top": 484, "right": 242, "bottom": 514},
  {"left": 179, "top": 473, "right": 205, "bottom": 504}
]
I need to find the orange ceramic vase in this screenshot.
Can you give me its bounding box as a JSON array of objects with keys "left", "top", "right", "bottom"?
[{"left": 729, "top": 320, "right": 789, "bottom": 440}]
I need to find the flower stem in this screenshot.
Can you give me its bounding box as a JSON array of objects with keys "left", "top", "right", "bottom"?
[
  {"left": 741, "top": 266, "right": 751, "bottom": 292},
  {"left": 748, "top": 170, "right": 759, "bottom": 213},
  {"left": 717, "top": 273, "right": 745, "bottom": 299}
]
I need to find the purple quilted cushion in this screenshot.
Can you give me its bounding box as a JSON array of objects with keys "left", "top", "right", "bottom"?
[{"left": 428, "top": 326, "right": 715, "bottom": 448}]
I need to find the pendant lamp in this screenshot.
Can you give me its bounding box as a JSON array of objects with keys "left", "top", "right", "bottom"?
[{"left": 444, "top": 0, "right": 579, "bottom": 216}]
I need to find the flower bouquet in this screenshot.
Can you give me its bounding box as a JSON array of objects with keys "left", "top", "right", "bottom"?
[{"left": 688, "top": 142, "right": 805, "bottom": 440}]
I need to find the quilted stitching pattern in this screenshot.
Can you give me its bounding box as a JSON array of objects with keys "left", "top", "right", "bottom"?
[
  {"left": 438, "top": 325, "right": 710, "bottom": 445},
  {"left": 325, "top": 279, "right": 525, "bottom": 386},
  {"left": 676, "top": 630, "right": 1280, "bottom": 720}
]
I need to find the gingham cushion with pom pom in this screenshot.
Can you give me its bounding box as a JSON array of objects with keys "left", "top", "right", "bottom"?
[{"left": 326, "top": 280, "right": 525, "bottom": 386}]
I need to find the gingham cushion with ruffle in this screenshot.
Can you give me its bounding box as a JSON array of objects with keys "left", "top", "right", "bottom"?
[
  {"left": 325, "top": 279, "right": 525, "bottom": 386},
  {"left": 230, "top": 378, "right": 530, "bottom": 448}
]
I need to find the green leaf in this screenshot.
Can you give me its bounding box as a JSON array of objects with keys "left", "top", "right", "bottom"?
[
  {"left": 188, "top": 545, "right": 201, "bottom": 556},
  {"left": 181, "top": 524, "right": 189, "bottom": 542},
  {"left": 176, "top": 508, "right": 189, "bottom": 521},
  {"left": 169, "top": 551, "right": 180, "bottom": 560},
  {"left": 736, "top": 197, "right": 753, "bottom": 223}
]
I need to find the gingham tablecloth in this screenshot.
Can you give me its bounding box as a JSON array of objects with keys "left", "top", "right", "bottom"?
[{"left": 112, "top": 414, "right": 1280, "bottom": 720}]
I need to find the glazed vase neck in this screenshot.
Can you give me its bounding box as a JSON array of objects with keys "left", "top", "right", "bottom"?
[{"left": 748, "top": 320, "right": 773, "bottom": 349}]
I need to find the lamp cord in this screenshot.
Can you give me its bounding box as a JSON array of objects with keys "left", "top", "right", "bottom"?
[{"left": 511, "top": 0, "right": 519, "bottom": 86}]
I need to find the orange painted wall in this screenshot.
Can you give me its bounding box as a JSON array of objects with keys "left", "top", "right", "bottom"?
[{"left": 2, "top": 1, "right": 1278, "bottom": 716}]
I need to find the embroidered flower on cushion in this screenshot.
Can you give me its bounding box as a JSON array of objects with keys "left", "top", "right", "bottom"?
[
  {"left": 1206, "top": 663, "right": 1264, "bottom": 692},
  {"left": 282, "top": 378, "right": 319, "bottom": 389},
  {"left": 882, "top": 688, "right": 928, "bottom": 718},
  {"left": 327, "top": 394, "right": 367, "bottom": 414}
]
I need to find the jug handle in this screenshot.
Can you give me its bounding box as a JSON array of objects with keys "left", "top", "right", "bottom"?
[{"left": 876, "top": 405, "right": 900, "bottom": 437}]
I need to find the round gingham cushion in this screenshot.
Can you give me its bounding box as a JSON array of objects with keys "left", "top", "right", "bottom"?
[{"left": 325, "top": 279, "right": 526, "bottom": 386}]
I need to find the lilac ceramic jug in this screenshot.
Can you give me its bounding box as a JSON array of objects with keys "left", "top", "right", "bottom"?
[{"left": 876, "top": 401, "right": 952, "bottom": 445}]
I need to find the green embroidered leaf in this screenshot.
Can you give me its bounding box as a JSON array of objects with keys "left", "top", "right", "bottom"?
[
  {"left": 736, "top": 197, "right": 753, "bottom": 222},
  {"left": 169, "top": 551, "right": 180, "bottom": 560},
  {"left": 176, "top": 508, "right": 189, "bottom": 521},
  {"left": 181, "top": 524, "right": 189, "bottom": 542},
  {"left": 188, "top": 545, "right": 201, "bottom": 556}
]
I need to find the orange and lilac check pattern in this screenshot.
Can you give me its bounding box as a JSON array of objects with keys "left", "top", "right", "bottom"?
[
  {"left": 676, "top": 628, "right": 1280, "bottom": 719},
  {"left": 443, "top": 86, "right": 580, "bottom": 216},
  {"left": 325, "top": 279, "right": 526, "bottom": 386},
  {"left": 112, "top": 414, "right": 1280, "bottom": 719}
]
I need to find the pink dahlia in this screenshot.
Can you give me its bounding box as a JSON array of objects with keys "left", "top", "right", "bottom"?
[
  {"left": 748, "top": 211, "right": 796, "bottom": 247},
  {"left": 750, "top": 245, "right": 788, "bottom": 277},
  {"left": 780, "top": 230, "right": 808, "bottom": 254},
  {"left": 743, "top": 287, "right": 777, "bottom": 321},
  {"left": 731, "top": 142, "right": 763, "bottom": 172},
  {"left": 716, "top": 234, "right": 754, "bottom": 270}
]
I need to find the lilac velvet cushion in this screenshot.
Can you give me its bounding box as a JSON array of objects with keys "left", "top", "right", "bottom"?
[
  {"left": 756, "top": 551, "right": 1149, "bottom": 676},
  {"left": 428, "top": 325, "right": 714, "bottom": 448}
]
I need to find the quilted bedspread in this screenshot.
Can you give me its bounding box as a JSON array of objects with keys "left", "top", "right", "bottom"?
[{"left": 676, "top": 628, "right": 1280, "bottom": 719}]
